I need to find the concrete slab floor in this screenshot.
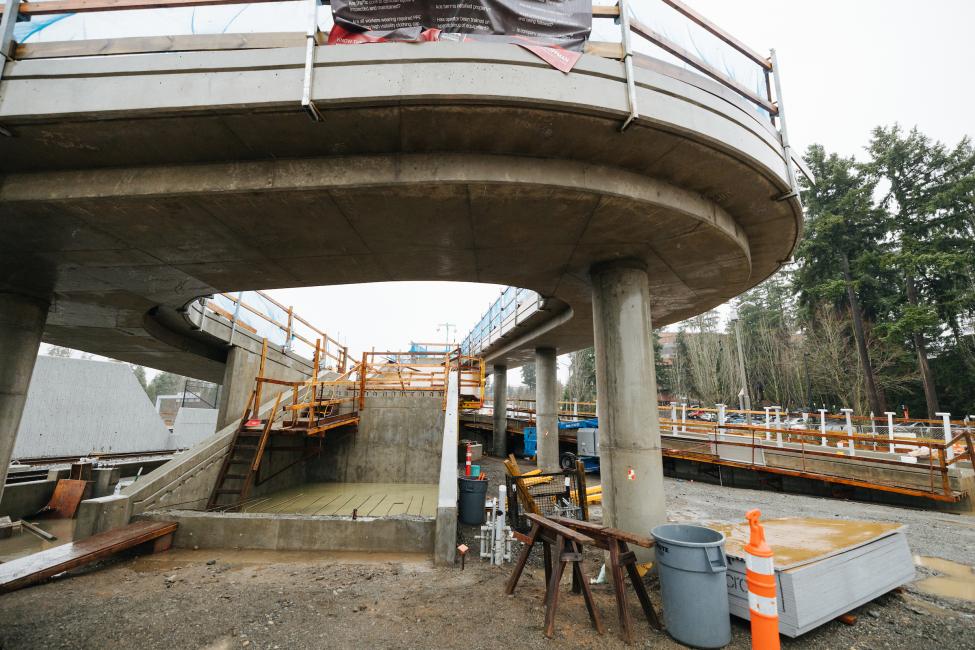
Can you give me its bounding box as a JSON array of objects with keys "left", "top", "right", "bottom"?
[{"left": 241, "top": 482, "right": 438, "bottom": 518}]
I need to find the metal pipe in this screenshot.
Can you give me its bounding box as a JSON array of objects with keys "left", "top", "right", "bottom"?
[
  {"left": 841, "top": 408, "right": 855, "bottom": 457},
  {"left": 937, "top": 412, "right": 954, "bottom": 462},
  {"left": 618, "top": 0, "right": 639, "bottom": 132},
  {"left": 301, "top": 0, "right": 323, "bottom": 121},
  {"left": 494, "top": 484, "right": 507, "bottom": 565},
  {"left": 733, "top": 317, "right": 751, "bottom": 424},
  {"left": 772, "top": 406, "right": 782, "bottom": 448},
  {"left": 0, "top": 0, "right": 20, "bottom": 96},
  {"left": 885, "top": 411, "right": 896, "bottom": 454},
  {"left": 769, "top": 49, "right": 799, "bottom": 202}
]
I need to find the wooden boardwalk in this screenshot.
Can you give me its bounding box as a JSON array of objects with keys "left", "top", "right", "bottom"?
[
  {"left": 0, "top": 520, "right": 177, "bottom": 594},
  {"left": 241, "top": 482, "right": 438, "bottom": 518}
]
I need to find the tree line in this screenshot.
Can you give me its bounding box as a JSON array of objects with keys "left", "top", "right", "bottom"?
[{"left": 562, "top": 125, "right": 975, "bottom": 418}]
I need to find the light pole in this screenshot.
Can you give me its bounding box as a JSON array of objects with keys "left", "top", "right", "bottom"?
[
  {"left": 803, "top": 351, "right": 813, "bottom": 413},
  {"left": 437, "top": 322, "right": 457, "bottom": 345},
  {"left": 733, "top": 314, "right": 751, "bottom": 424}
]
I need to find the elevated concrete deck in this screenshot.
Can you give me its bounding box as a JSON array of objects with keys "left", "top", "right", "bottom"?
[{"left": 1, "top": 41, "right": 800, "bottom": 371}]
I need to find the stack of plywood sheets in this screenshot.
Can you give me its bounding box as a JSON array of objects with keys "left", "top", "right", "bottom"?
[{"left": 708, "top": 518, "right": 915, "bottom": 637}]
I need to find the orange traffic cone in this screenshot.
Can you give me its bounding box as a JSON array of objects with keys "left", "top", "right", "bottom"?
[{"left": 744, "top": 509, "right": 780, "bottom": 650}]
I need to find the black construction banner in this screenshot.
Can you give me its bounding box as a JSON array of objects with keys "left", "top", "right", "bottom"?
[{"left": 329, "top": 0, "right": 593, "bottom": 53}]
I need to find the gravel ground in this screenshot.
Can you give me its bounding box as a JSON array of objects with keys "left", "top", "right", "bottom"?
[{"left": 0, "top": 456, "right": 972, "bottom": 649}]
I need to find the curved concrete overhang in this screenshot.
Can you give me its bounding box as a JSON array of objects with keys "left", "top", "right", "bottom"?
[{"left": 0, "top": 42, "right": 801, "bottom": 373}]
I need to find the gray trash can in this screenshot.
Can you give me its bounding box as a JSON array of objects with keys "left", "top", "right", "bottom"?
[
  {"left": 457, "top": 477, "right": 488, "bottom": 525},
  {"left": 651, "top": 524, "right": 731, "bottom": 649}
]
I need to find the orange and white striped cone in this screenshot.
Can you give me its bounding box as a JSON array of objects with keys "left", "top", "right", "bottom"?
[
  {"left": 465, "top": 443, "right": 472, "bottom": 477},
  {"left": 744, "top": 509, "right": 780, "bottom": 650}
]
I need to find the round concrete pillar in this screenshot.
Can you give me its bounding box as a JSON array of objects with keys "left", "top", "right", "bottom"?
[
  {"left": 492, "top": 365, "right": 508, "bottom": 457},
  {"left": 590, "top": 260, "right": 666, "bottom": 551},
  {"left": 0, "top": 292, "right": 50, "bottom": 503},
  {"left": 535, "top": 347, "right": 559, "bottom": 471}
]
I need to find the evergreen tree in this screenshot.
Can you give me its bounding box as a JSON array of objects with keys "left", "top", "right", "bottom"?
[
  {"left": 866, "top": 126, "right": 975, "bottom": 416},
  {"left": 520, "top": 362, "right": 536, "bottom": 391},
  {"left": 795, "top": 144, "right": 891, "bottom": 414}
]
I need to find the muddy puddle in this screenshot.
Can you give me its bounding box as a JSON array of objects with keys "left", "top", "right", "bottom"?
[
  {"left": 914, "top": 555, "right": 975, "bottom": 602},
  {"left": 706, "top": 517, "right": 902, "bottom": 567},
  {"left": 0, "top": 519, "right": 77, "bottom": 563}
]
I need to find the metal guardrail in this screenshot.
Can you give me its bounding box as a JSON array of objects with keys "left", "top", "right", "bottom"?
[
  {"left": 473, "top": 398, "right": 975, "bottom": 502},
  {"left": 460, "top": 287, "right": 545, "bottom": 358},
  {"left": 357, "top": 350, "right": 485, "bottom": 410},
  {"left": 2, "top": 0, "right": 800, "bottom": 175},
  {"left": 200, "top": 290, "right": 349, "bottom": 371}
]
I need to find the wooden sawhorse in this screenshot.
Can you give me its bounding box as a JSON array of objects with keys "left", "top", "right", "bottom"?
[
  {"left": 550, "top": 516, "right": 662, "bottom": 643},
  {"left": 504, "top": 513, "right": 604, "bottom": 638}
]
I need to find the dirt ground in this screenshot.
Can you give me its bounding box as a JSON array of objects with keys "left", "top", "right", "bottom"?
[{"left": 0, "top": 456, "right": 973, "bottom": 649}]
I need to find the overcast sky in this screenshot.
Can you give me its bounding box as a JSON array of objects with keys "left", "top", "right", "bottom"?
[{"left": 37, "top": 1, "right": 974, "bottom": 385}]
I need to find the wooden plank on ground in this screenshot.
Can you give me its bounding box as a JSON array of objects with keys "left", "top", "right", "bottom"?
[{"left": 0, "top": 521, "right": 177, "bottom": 593}]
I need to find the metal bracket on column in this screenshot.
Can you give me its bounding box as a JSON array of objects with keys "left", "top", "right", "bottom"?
[
  {"left": 769, "top": 49, "right": 800, "bottom": 203},
  {"left": 617, "top": 0, "right": 639, "bottom": 133},
  {"left": 0, "top": 0, "right": 23, "bottom": 136},
  {"left": 301, "top": 0, "right": 324, "bottom": 122}
]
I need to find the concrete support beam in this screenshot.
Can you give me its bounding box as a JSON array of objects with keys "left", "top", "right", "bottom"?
[
  {"left": 0, "top": 292, "right": 48, "bottom": 503},
  {"left": 492, "top": 365, "right": 507, "bottom": 457},
  {"left": 591, "top": 260, "right": 666, "bottom": 555},
  {"left": 535, "top": 347, "right": 559, "bottom": 471}
]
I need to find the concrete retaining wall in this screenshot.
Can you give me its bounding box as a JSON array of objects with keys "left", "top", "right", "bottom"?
[
  {"left": 0, "top": 479, "right": 56, "bottom": 519},
  {"left": 139, "top": 510, "right": 434, "bottom": 553},
  {"left": 307, "top": 391, "right": 446, "bottom": 485}
]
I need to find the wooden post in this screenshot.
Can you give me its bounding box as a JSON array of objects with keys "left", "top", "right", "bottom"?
[
  {"left": 284, "top": 306, "right": 294, "bottom": 352},
  {"left": 254, "top": 338, "right": 267, "bottom": 413},
  {"left": 576, "top": 459, "right": 589, "bottom": 521},
  {"left": 313, "top": 338, "right": 321, "bottom": 379},
  {"left": 358, "top": 351, "right": 368, "bottom": 410}
]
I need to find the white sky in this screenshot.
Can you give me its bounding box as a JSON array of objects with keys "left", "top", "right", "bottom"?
[{"left": 35, "top": 1, "right": 974, "bottom": 386}]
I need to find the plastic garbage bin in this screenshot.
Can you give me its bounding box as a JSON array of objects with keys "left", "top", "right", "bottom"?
[
  {"left": 458, "top": 477, "right": 488, "bottom": 525},
  {"left": 651, "top": 523, "right": 731, "bottom": 649}
]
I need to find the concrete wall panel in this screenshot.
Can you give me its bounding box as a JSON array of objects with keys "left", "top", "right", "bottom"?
[
  {"left": 307, "top": 391, "right": 445, "bottom": 485},
  {"left": 13, "top": 356, "right": 172, "bottom": 459}
]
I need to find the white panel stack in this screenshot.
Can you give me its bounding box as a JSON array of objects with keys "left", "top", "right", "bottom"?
[
  {"left": 712, "top": 518, "right": 915, "bottom": 637},
  {"left": 171, "top": 407, "right": 219, "bottom": 449},
  {"left": 14, "top": 356, "right": 172, "bottom": 458}
]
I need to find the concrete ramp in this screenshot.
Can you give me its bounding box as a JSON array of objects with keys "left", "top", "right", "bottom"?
[{"left": 0, "top": 520, "right": 177, "bottom": 593}]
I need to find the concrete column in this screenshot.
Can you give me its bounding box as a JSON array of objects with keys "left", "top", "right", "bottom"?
[
  {"left": 0, "top": 292, "right": 49, "bottom": 503},
  {"left": 534, "top": 347, "right": 559, "bottom": 471},
  {"left": 590, "top": 260, "right": 666, "bottom": 549},
  {"left": 492, "top": 365, "right": 508, "bottom": 457}
]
